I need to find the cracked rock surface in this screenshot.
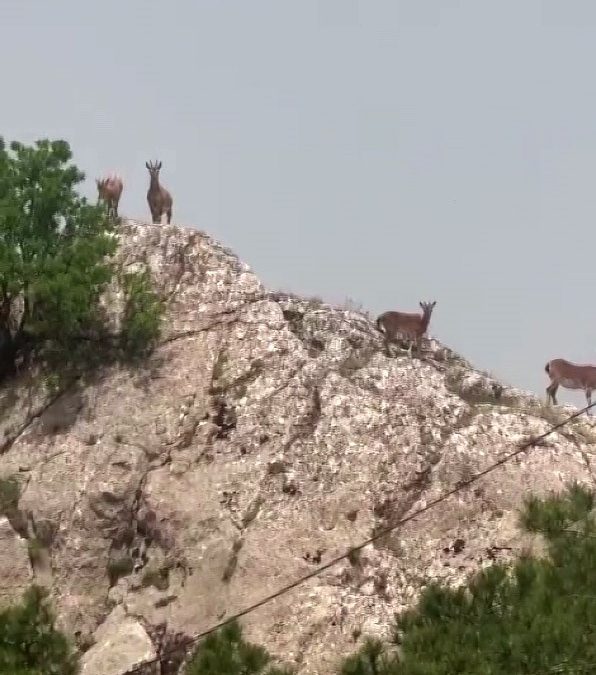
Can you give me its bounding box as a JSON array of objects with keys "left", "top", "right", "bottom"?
[{"left": 0, "top": 220, "right": 595, "bottom": 674}]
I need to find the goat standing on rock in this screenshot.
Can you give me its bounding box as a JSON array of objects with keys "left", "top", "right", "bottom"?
[
  {"left": 96, "top": 173, "right": 123, "bottom": 220},
  {"left": 376, "top": 301, "right": 436, "bottom": 357},
  {"left": 545, "top": 358, "right": 596, "bottom": 414},
  {"left": 146, "top": 160, "right": 173, "bottom": 225}
]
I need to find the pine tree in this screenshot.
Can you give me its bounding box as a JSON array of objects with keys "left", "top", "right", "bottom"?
[
  {"left": 339, "top": 482, "right": 596, "bottom": 675},
  {"left": 340, "top": 638, "right": 390, "bottom": 675},
  {"left": 184, "top": 619, "right": 293, "bottom": 675},
  {"left": 0, "top": 585, "right": 78, "bottom": 674}
]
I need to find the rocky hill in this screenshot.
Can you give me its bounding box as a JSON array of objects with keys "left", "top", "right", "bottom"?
[{"left": 0, "top": 220, "right": 594, "bottom": 675}]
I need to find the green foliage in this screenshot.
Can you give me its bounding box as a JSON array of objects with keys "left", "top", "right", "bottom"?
[
  {"left": 119, "top": 268, "right": 163, "bottom": 361},
  {"left": 107, "top": 555, "right": 134, "bottom": 586},
  {"left": 339, "top": 482, "right": 596, "bottom": 674},
  {"left": 521, "top": 481, "right": 594, "bottom": 537},
  {"left": 0, "top": 139, "right": 115, "bottom": 360},
  {"left": 0, "top": 137, "right": 162, "bottom": 380},
  {"left": 340, "top": 639, "right": 390, "bottom": 675},
  {"left": 26, "top": 538, "right": 44, "bottom": 567},
  {"left": 0, "top": 476, "right": 20, "bottom": 516},
  {"left": 0, "top": 585, "right": 78, "bottom": 674},
  {"left": 185, "top": 619, "right": 293, "bottom": 675}
]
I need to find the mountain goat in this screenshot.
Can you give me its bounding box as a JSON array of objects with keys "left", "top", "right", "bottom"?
[
  {"left": 545, "top": 358, "right": 596, "bottom": 414},
  {"left": 376, "top": 301, "right": 437, "bottom": 357},
  {"left": 145, "top": 160, "right": 173, "bottom": 225},
  {"left": 96, "top": 173, "right": 123, "bottom": 219}
]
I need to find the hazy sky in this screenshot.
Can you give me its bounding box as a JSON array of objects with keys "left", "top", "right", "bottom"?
[{"left": 3, "top": 1, "right": 596, "bottom": 404}]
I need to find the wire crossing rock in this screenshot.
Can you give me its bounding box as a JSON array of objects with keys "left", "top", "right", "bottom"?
[{"left": 0, "top": 220, "right": 595, "bottom": 675}]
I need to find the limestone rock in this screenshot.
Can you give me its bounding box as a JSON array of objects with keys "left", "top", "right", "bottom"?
[
  {"left": 0, "top": 517, "right": 32, "bottom": 605},
  {"left": 0, "top": 219, "right": 594, "bottom": 674},
  {"left": 80, "top": 606, "right": 156, "bottom": 675}
]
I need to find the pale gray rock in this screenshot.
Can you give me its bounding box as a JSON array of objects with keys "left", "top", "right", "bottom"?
[
  {"left": 0, "top": 517, "right": 32, "bottom": 605},
  {"left": 0, "top": 219, "right": 594, "bottom": 674},
  {"left": 80, "top": 605, "right": 156, "bottom": 675}
]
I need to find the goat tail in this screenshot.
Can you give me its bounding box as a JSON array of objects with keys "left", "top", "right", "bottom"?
[{"left": 545, "top": 361, "right": 551, "bottom": 375}]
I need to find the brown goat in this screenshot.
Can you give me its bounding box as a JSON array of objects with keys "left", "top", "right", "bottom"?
[
  {"left": 95, "top": 173, "right": 123, "bottom": 220},
  {"left": 145, "top": 160, "right": 173, "bottom": 224},
  {"left": 545, "top": 358, "right": 596, "bottom": 414},
  {"left": 376, "top": 301, "right": 436, "bottom": 357}
]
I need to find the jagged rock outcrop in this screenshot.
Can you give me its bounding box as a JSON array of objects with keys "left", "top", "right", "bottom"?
[
  {"left": 0, "top": 220, "right": 594, "bottom": 674},
  {"left": 80, "top": 606, "right": 156, "bottom": 675}
]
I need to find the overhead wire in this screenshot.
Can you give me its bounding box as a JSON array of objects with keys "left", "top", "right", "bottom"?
[{"left": 123, "top": 399, "right": 596, "bottom": 674}]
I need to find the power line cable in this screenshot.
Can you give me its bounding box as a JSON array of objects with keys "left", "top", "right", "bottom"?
[{"left": 124, "top": 399, "right": 596, "bottom": 674}]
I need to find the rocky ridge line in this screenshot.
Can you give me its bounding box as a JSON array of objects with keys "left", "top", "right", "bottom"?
[{"left": 0, "top": 220, "right": 594, "bottom": 674}]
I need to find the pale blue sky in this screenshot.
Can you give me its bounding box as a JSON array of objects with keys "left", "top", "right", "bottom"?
[{"left": 3, "top": 1, "right": 596, "bottom": 403}]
